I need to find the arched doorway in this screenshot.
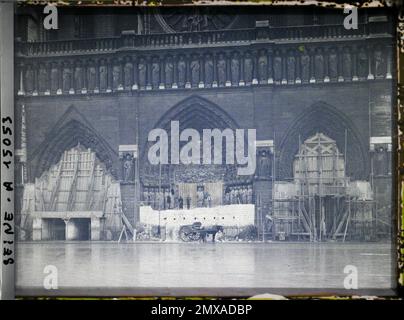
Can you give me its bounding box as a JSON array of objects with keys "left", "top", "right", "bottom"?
[{"left": 140, "top": 96, "right": 254, "bottom": 210}]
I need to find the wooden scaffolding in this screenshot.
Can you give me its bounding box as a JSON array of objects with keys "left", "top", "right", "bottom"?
[{"left": 267, "top": 133, "right": 377, "bottom": 242}]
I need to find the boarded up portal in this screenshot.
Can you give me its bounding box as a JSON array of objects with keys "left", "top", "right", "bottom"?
[{"left": 20, "top": 145, "right": 123, "bottom": 240}]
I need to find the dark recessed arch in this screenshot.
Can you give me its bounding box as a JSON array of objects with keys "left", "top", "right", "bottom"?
[
  {"left": 141, "top": 95, "right": 241, "bottom": 162},
  {"left": 277, "top": 102, "right": 369, "bottom": 181},
  {"left": 30, "top": 106, "right": 118, "bottom": 180}
]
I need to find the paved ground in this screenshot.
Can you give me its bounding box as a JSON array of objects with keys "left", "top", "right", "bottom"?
[{"left": 16, "top": 241, "right": 395, "bottom": 296}]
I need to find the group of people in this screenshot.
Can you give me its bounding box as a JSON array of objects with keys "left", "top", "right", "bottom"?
[
  {"left": 143, "top": 187, "right": 192, "bottom": 210},
  {"left": 224, "top": 185, "right": 253, "bottom": 205},
  {"left": 143, "top": 184, "right": 254, "bottom": 210}
]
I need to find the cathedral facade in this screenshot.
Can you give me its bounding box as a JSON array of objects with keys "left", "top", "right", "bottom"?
[{"left": 14, "top": 6, "right": 394, "bottom": 241}]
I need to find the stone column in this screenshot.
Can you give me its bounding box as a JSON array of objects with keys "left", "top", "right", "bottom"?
[
  {"left": 32, "top": 218, "right": 42, "bottom": 240},
  {"left": 91, "top": 217, "right": 101, "bottom": 240}
]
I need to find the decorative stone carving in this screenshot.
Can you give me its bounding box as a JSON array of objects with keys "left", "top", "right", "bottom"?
[
  {"left": 204, "top": 54, "right": 214, "bottom": 86},
  {"left": 328, "top": 47, "right": 338, "bottom": 79},
  {"left": 123, "top": 57, "right": 133, "bottom": 89},
  {"left": 230, "top": 52, "right": 240, "bottom": 85},
  {"left": 164, "top": 56, "right": 174, "bottom": 86},
  {"left": 190, "top": 56, "right": 200, "bottom": 86},
  {"left": 138, "top": 57, "right": 147, "bottom": 88},
  {"left": 258, "top": 50, "right": 268, "bottom": 82},
  {"left": 314, "top": 48, "right": 324, "bottom": 80},
  {"left": 244, "top": 52, "right": 253, "bottom": 84},
  {"left": 217, "top": 53, "right": 227, "bottom": 86},
  {"left": 151, "top": 57, "right": 160, "bottom": 88},
  {"left": 177, "top": 55, "right": 186, "bottom": 87}
]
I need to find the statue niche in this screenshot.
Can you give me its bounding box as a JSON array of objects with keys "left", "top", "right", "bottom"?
[
  {"left": 314, "top": 48, "right": 324, "bottom": 80},
  {"left": 112, "top": 61, "right": 122, "bottom": 89},
  {"left": 256, "top": 149, "right": 272, "bottom": 180},
  {"left": 87, "top": 61, "right": 97, "bottom": 91},
  {"left": 300, "top": 50, "right": 310, "bottom": 82},
  {"left": 151, "top": 57, "right": 160, "bottom": 88},
  {"left": 244, "top": 52, "right": 253, "bottom": 84},
  {"left": 217, "top": 53, "right": 227, "bottom": 86},
  {"left": 357, "top": 47, "right": 368, "bottom": 78},
  {"left": 287, "top": 52, "right": 296, "bottom": 82},
  {"left": 99, "top": 59, "right": 108, "bottom": 91},
  {"left": 74, "top": 61, "right": 84, "bottom": 91},
  {"left": 177, "top": 55, "right": 187, "bottom": 87},
  {"left": 123, "top": 57, "right": 133, "bottom": 89},
  {"left": 164, "top": 56, "right": 174, "bottom": 87},
  {"left": 273, "top": 50, "right": 282, "bottom": 82},
  {"left": 258, "top": 50, "right": 268, "bottom": 82},
  {"left": 342, "top": 47, "right": 352, "bottom": 80},
  {"left": 38, "top": 63, "right": 48, "bottom": 93},
  {"left": 328, "top": 48, "right": 338, "bottom": 80},
  {"left": 50, "top": 62, "right": 59, "bottom": 92},
  {"left": 230, "top": 52, "right": 240, "bottom": 85},
  {"left": 25, "top": 64, "right": 35, "bottom": 93},
  {"left": 190, "top": 56, "right": 200, "bottom": 87},
  {"left": 122, "top": 153, "right": 134, "bottom": 182},
  {"left": 204, "top": 54, "right": 214, "bottom": 86}
]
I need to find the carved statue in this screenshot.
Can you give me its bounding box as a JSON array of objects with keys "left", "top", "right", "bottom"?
[
  {"left": 50, "top": 62, "right": 59, "bottom": 92},
  {"left": 273, "top": 51, "right": 282, "bottom": 81},
  {"left": 342, "top": 47, "right": 352, "bottom": 79},
  {"left": 112, "top": 62, "right": 121, "bottom": 89},
  {"left": 287, "top": 53, "right": 295, "bottom": 81},
  {"left": 25, "top": 64, "right": 34, "bottom": 93},
  {"left": 99, "top": 60, "right": 108, "bottom": 91},
  {"left": 217, "top": 53, "right": 227, "bottom": 85},
  {"left": 165, "top": 56, "right": 174, "bottom": 86},
  {"left": 230, "top": 52, "right": 240, "bottom": 85},
  {"left": 177, "top": 55, "right": 186, "bottom": 87},
  {"left": 87, "top": 61, "right": 96, "bottom": 91},
  {"left": 258, "top": 51, "right": 268, "bottom": 81},
  {"left": 74, "top": 61, "right": 84, "bottom": 91},
  {"left": 123, "top": 153, "right": 133, "bottom": 182},
  {"left": 151, "top": 57, "right": 160, "bottom": 87},
  {"left": 328, "top": 48, "right": 338, "bottom": 79},
  {"left": 374, "top": 48, "right": 386, "bottom": 77},
  {"left": 258, "top": 150, "right": 271, "bottom": 179},
  {"left": 300, "top": 51, "right": 310, "bottom": 81},
  {"left": 183, "top": 12, "right": 207, "bottom": 32},
  {"left": 314, "top": 48, "right": 324, "bottom": 80},
  {"left": 244, "top": 52, "right": 253, "bottom": 83},
  {"left": 38, "top": 64, "right": 48, "bottom": 92},
  {"left": 190, "top": 57, "right": 200, "bottom": 86},
  {"left": 357, "top": 47, "right": 368, "bottom": 78},
  {"left": 123, "top": 58, "right": 133, "bottom": 88},
  {"left": 138, "top": 57, "right": 147, "bottom": 88},
  {"left": 204, "top": 54, "right": 214, "bottom": 85}
]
